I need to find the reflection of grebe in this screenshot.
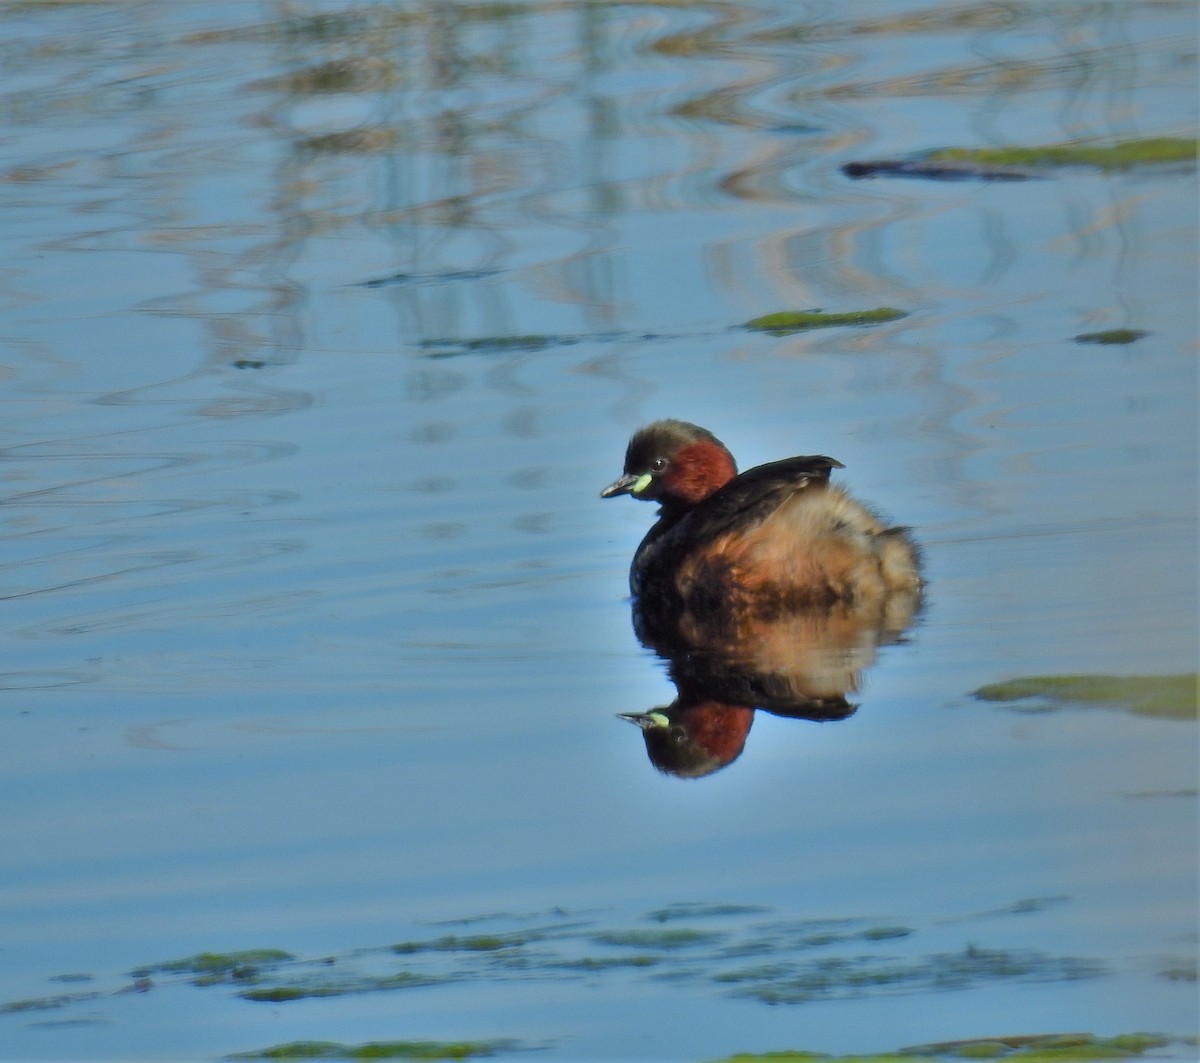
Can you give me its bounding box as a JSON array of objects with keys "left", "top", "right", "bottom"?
[{"left": 603, "top": 420, "right": 923, "bottom": 777}]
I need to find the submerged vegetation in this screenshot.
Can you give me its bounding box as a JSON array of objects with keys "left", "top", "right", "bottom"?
[
  {"left": 238, "top": 972, "right": 449, "bottom": 1003},
  {"left": 1074, "top": 330, "right": 1147, "bottom": 345},
  {"left": 229, "top": 1032, "right": 1196, "bottom": 1062},
  {"left": 131, "top": 950, "right": 294, "bottom": 978},
  {"left": 411, "top": 307, "right": 914, "bottom": 356},
  {"left": 392, "top": 931, "right": 546, "bottom": 954},
  {"left": 743, "top": 309, "right": 908, "bottom": 334},
  {"left": 709, "top": 1033, "right": 1194, "bottom": 1062},
  {"left": 648, "top": 903, "right": 772, "bottom": 922},
  {"left": 592, "top": 928, "right": 723, "bottom": 950},
  {"left": 718, "top": 945, "right": 1103, "bottom": 1005},
  {"left": 1, "top": 901, "right": 1112, "bottom": 1033},
  {"left": 130, "top": 950, "right": 295, "bottom": 988},
  {"left": 927, "top": 137, "right": 1197, "bottom": 171},
  {"left": 231, "top": 1040, "right": 515, "bottom": 1060},
  {"left": 843, "top": 138, "right": 1196, "bottom": 181},
  {"left": 420, "top": 334, "right": 578, "bottom": 354},
  {"left": 973, "top": 674, "right": 1198, "bottom": 720}
]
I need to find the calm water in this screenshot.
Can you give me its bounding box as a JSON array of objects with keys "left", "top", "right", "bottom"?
[{"left": 1, "top": 1, "right": 1196, "bottom": 1060}]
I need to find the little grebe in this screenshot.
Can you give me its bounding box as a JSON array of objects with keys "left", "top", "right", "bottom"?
[{"left": 601, "top": 420, "right": 921, "bottom": 626}]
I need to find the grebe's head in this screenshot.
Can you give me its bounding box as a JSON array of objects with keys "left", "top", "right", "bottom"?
[{"left": 600, "top": 420, "right": 737, "bottom": 508}]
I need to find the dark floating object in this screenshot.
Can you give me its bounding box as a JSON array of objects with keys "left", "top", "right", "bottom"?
[
  {"left": 844, "top": 137, "right": 1198, "bottom": 182},
  {"left": 842, "top": 159, "right": 1035, "bottom": 181},
  {"left": 419, "top": 333, "right": 585, "bottom": 355},
  {"left": 769, "top": 122, "right": 822, "bottom": 135},
  {"left": 359, "top": 268, "right": 500, "bottom": 289},
  {"left": 1074, "top": 329, "right": 1148, "bottom": 345}
]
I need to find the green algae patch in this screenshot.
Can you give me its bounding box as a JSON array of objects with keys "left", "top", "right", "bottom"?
[
  {"left": 858, "top": 925, "right": 912, "bottom": 941},
  {"left": 132, "top": 949, "right": 293, "bottom": 983},
  {"left": 593, "top": 927, "right": 722, "bottom": 949},
  {"left": 722, "top": 945, "right": 1104, "bottom": 1005},
  {"left": 1160, "top": 959, "right": 1197, "bottom": 982},
  {"left": 649, "top": 902, "right": 771, "bottom": 922},
  {"left": 548, "top": 954, "right": 660, "bottom": 970},
  {"left": 913, "top": 1032, "right": 1178, "bottom": 1061},
  {"left": 1074, "top": 329, "right": 1147, "bottom": 345},
  {"left": 0, "top": 993, "right": 94, "bottom": 1015},
  {"left": 714, "top": 963, "right": 793, "bottom": 985},
  {"left": 231, "top": 1039, "right": 515, "bottom": 1059},
  {"left": 973, "top": 674, "right": 1198, "bottom": 720},
  {"left": 239, "top": 972, "right": 448, "bottom": 1002},
  {"left": 708, "top": 1033, "right": 1188, "bottom": 1062},
  {"left": 711, "top": 1053, "right": 910, "bottom": 1062},
  {"left": 928, "top": 137, "right": 1197, "bottom": 171},
  {"left": 711, "top": 1054, "right": 828, "bottom": 1062},
  {"left": 744, "top": 308, "right": 907, "bottom": 335},
  {"left": 0, "top": 903, "right": 1160, "bottom": 1036},
  {"left": 459, "top": 334, "right": 569, "bottom": 352},
  {"left": 392, "top": 931, "right": 545, "bottom": 954},
  {"left": 419, "top": 334, "right": 580, "bottom": 355},
  {"left": 238, "top": 987, "right": 313, "bottom": 1003}
]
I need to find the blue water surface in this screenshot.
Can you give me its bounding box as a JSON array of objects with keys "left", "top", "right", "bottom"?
[{"left": 0, "top": 1, "right": 1196, "bottom": 1060}]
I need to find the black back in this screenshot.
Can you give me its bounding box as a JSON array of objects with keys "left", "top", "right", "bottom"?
[{"left": 667, "top": 454, "right": 843, "bottom": 542}]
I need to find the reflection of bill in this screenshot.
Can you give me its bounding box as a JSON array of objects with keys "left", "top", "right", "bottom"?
[{"left": 602, "top": 419, "right": 923, "bottom": 777}]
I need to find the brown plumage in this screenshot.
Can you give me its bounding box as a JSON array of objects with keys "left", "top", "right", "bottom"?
[{"left": 601, "top": 419, "right": 921, "bottom": 631}]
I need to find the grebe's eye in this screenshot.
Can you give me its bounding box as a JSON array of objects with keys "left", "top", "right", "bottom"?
[{"left": 650, "top": 457, "right": 668, "bottom": 473}]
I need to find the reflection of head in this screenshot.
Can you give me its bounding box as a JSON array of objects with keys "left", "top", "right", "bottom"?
[
  {"left": 619, "top": 589, "right": 920, "bottom": 778},
  {"left": 619, "top": 702, "right": 753, "bottom": 778}
]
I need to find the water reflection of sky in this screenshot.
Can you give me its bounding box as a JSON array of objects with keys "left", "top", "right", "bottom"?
[{"left": 0, "top": 2, "right": 1196, "bottom": 1060}]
